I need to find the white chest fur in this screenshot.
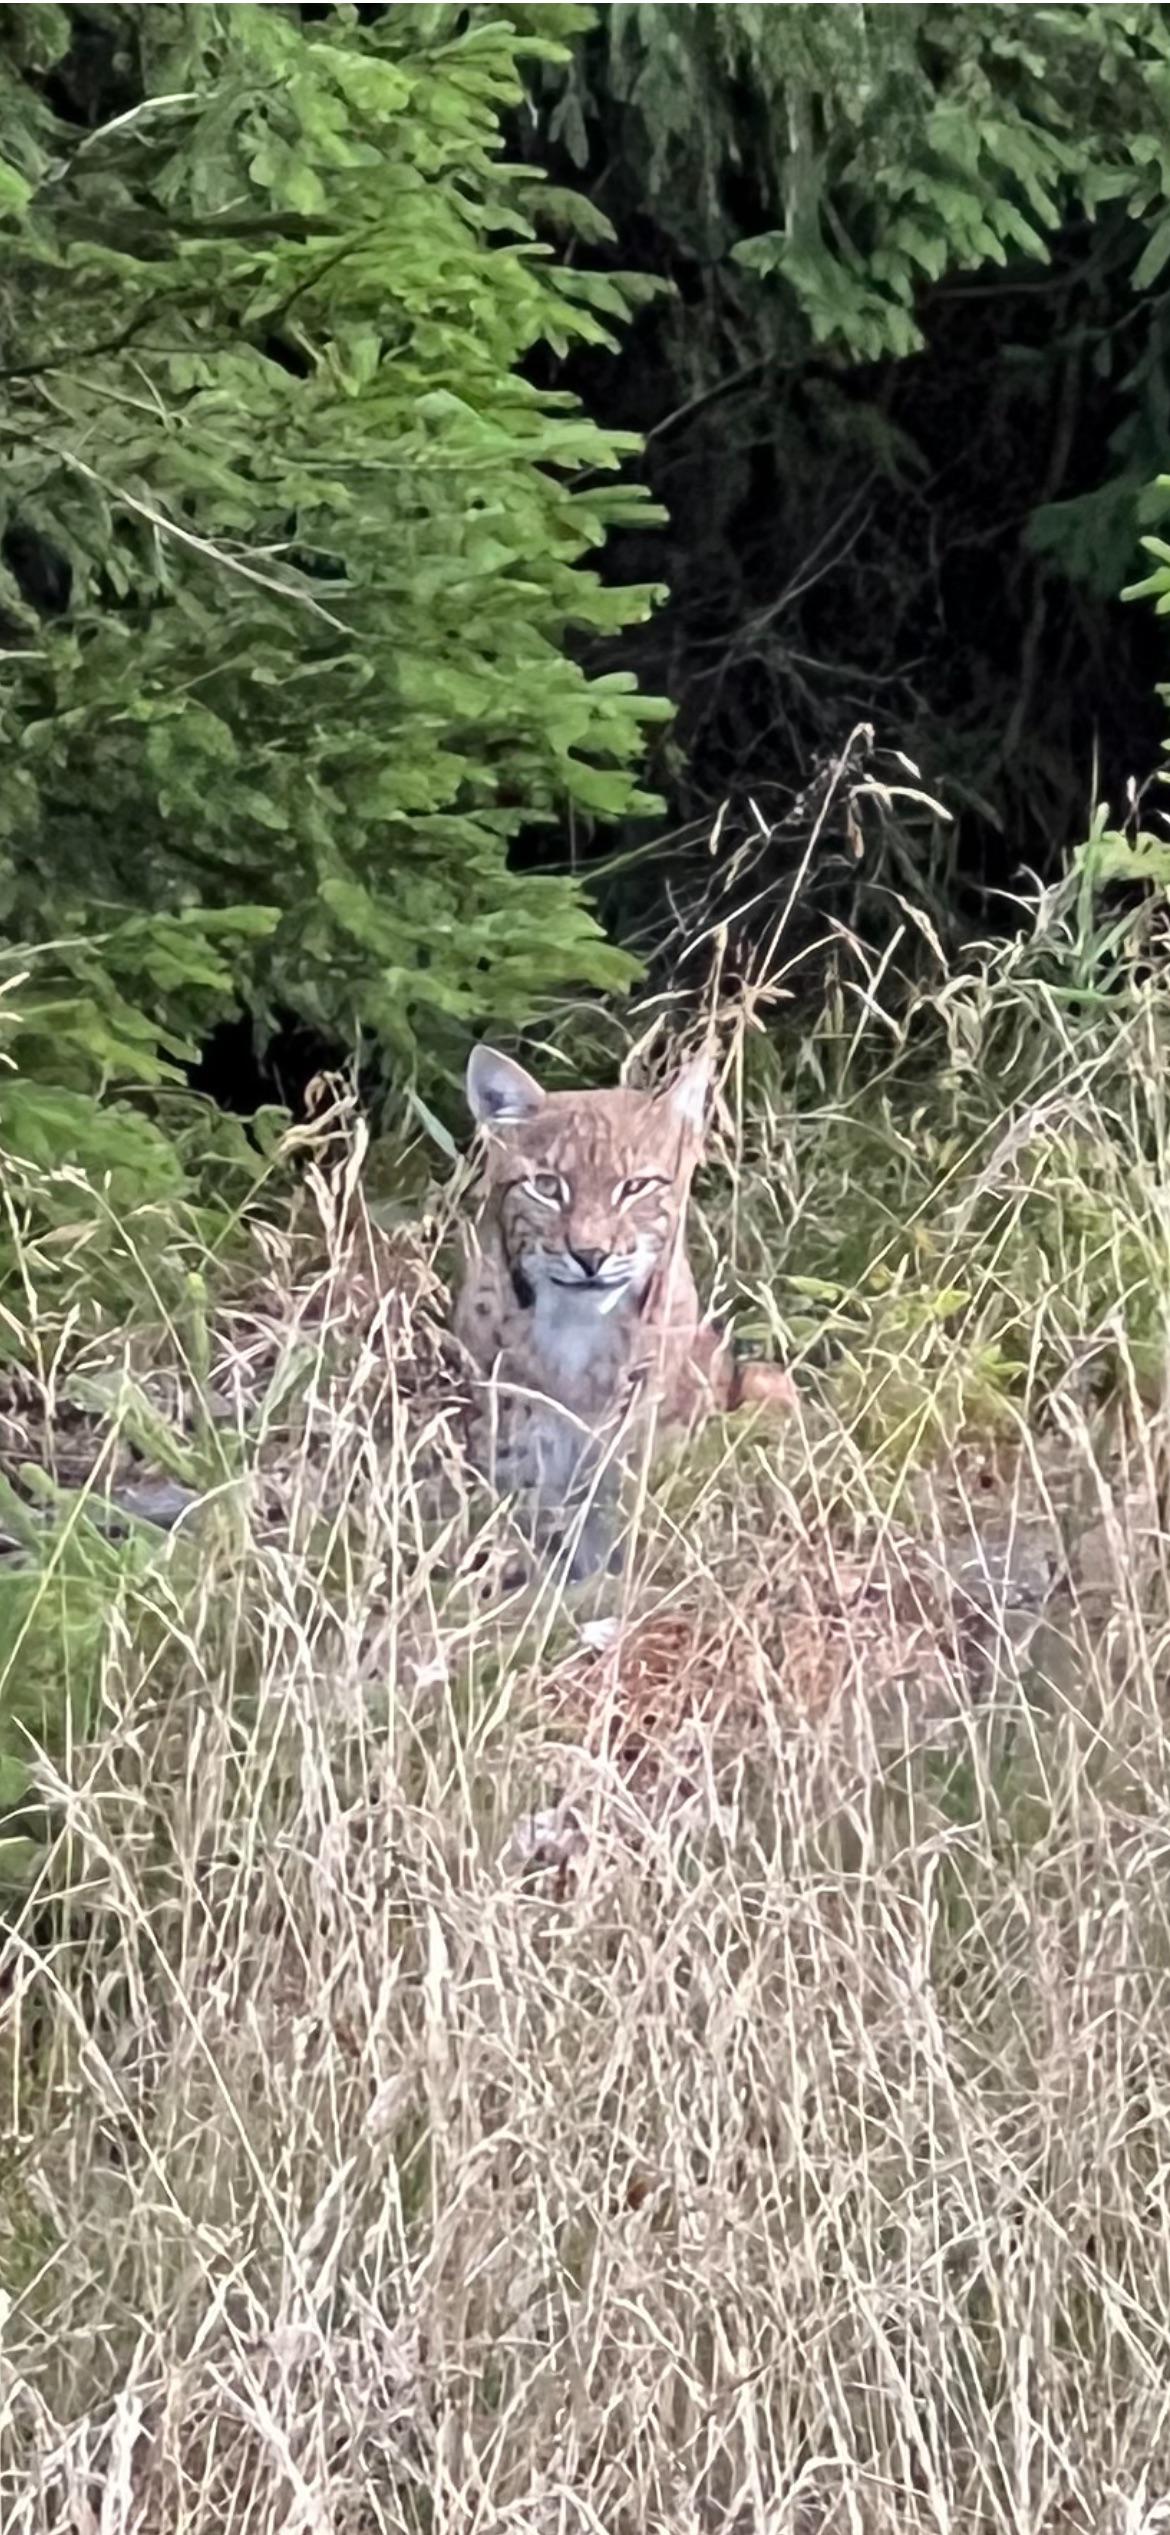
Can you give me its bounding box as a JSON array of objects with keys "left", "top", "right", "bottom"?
[
  {"left": 529, "top": 1283, "right": 637, "bottom": 1404},
  {"left": 506, "top": 1287, "right": 635, "bottom": 1504}
]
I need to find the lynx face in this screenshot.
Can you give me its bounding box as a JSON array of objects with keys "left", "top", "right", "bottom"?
[
  {"left": 464, "top": 1043, "right": 708, "bottom": 1314},
  {"left": 453, "top": 1042, "right": 791, "bottom": 1579}
]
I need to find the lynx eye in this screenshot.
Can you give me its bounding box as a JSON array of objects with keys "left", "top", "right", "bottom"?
[
  {"left": 618, "top": 1173, "right": 666, "bottom": 1203},
  {"left": 526, "top": 1170, "right": 567, "bottom": 1208}
]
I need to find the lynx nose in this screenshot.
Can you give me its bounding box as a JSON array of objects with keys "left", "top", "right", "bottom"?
[{"left": 568, "top": 1244, "right": 608, "bottom": 1281}]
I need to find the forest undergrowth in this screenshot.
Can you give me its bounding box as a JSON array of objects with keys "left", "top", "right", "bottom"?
[{"left": 3, "top": 822, "right": 1170, "bottom": 2533}]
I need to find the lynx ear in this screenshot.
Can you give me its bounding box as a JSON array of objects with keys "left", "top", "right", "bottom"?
[
  {"left": 466, "top": 1043, "right": 546, "bottom": 1127},
  {"left": 663, "top": 1050, "right": 713, "bottom": 1135}
]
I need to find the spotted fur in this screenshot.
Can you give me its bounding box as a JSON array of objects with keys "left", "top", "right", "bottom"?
[{"left": 452, "top": 1045, "right": 792, "bottom": 1575}]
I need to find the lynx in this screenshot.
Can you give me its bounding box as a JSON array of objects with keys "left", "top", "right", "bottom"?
[{"left": 452, "top": 1043, "right": 792, "bottom": 1576}]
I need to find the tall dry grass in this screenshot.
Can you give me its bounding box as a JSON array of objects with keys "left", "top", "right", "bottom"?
[{"left": 3, "top": 922, "right": 1170, "bottom": 2534}]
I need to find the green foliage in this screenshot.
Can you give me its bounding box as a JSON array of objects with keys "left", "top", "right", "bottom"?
[
  {"left": 589, "top": 5, "right": 1165, "bottom": 364},
  {"left": 705, "top": 801, "right": 1170, "bottom": 1479},
  {"left": 0, "top": 3, "right": 669, "bottom": 1104},
  {"left": 0, "top": 1489, "right": 190, "bottom": 1883},
  {"left": 530, "top": 2, "right": 1170, "bottom": 882},
  {"left": 0, "top": 937, "right": 282, "bottom": 1353},
  {"left": 1123, "top": 505, "right": 1170, "bottom": 743}
]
